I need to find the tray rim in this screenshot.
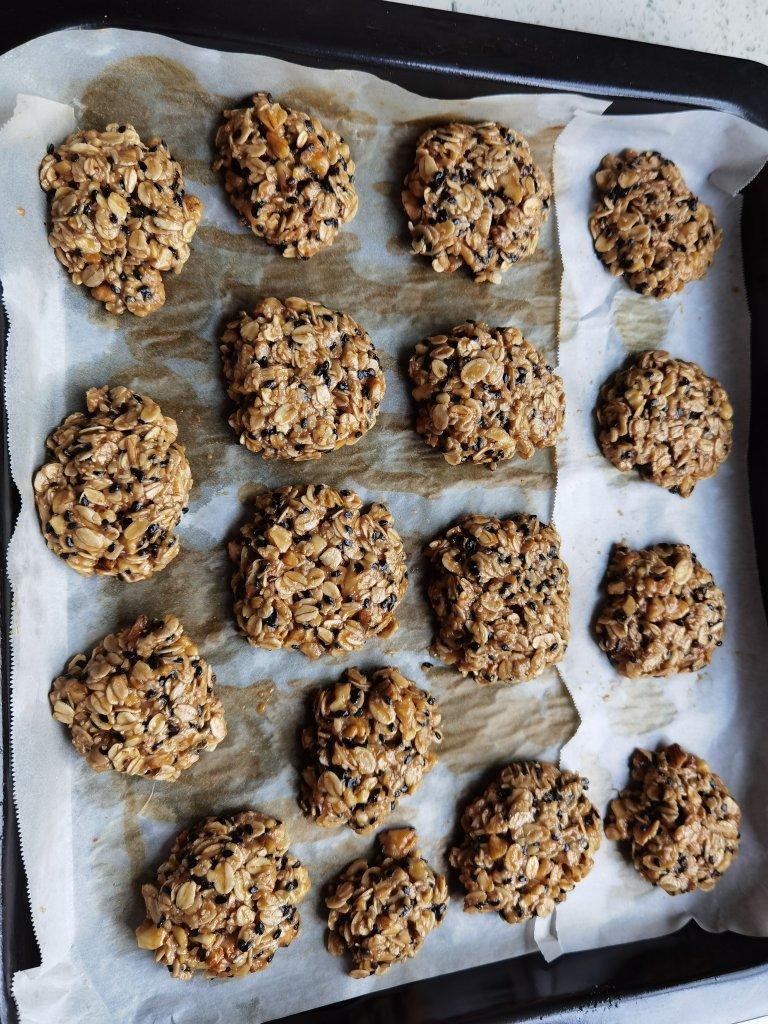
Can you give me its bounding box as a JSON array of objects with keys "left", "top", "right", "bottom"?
[{"left": 2, "top": 1, "right": 768, "bottom": 1022}]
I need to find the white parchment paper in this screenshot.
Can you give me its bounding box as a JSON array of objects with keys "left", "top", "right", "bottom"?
[
  {"left": 0, "top": 27, "right": 609, "bottom": 1024},
  {"left": 553, "top": 110, "right": 768, "bottom": 955}
]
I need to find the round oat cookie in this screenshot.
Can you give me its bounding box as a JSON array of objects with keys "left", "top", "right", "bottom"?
[
  {"left": 589, "top": 149, "right": 722, "bottom": 299},
  {"left": 326, "top": 828, "right": 448, "bottom": 978},
  {"left": 33, "top": 386, "right": 192, "bottom": 581},
  {"left": 221, "top": 297, "right": 385, "bottom": 460},
  {"left": 299, "top": 666, "right": 441, "bottom": 833},
  {"left": 50, "top": 615, "right": 226, "bottom": 781},
  {"left": 595, "top": 350, "right": 733, "bottom": 497},
  {"left": 136, "top": 811, "right": 310, "bottom": 979},
  {"left": 229, "top": 484, "right": 408, "bottom": 658},
  {"left": 425, "top": 513, "right": 570, "bottom": 684},
  {"left": 450, "top": 762, "right": 601, "bottom": 922},
  {"left": 39, "top": 124, "right": 202, "bottom": 316},
  {"left": 409, "top": 321, "right": 564, "bottom": 466},
  {"left": 402, "top": 120, "right": 551, "bottom": 283},
  {"left": 595, "top": 542, "right": 726, "bottom": 677},
  {"left": 213, "top": 92, "right": 357, "bottom": 258},
  {"left": 605, "top": 744, "right": 740, "bottom": 894}
]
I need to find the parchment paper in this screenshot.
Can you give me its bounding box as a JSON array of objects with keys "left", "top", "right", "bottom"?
[
  {"left": 552, "top": 110, "right": 768, "bottom": 957},
  {"left": 0, "top": 27, "right": 607, "bottom": 1024}
]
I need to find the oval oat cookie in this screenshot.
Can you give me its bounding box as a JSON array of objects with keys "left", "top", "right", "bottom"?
[
  {"left": 221, "top": 297, "right": 384, "bottom": 460},
  {"left": 213, "top": 92, "right": 357, "bottom": 258},
  {"left": 409, "top": 321, "right": 564, "bottom": 466},
  {"left": 33, "top": 386, "right": 192, "bottom": 581},
  {"left": 402, "top": 121, "right": 551, "bottom": 282}
]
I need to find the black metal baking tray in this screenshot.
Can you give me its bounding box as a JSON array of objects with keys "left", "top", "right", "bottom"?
[{"left": 3, "top": 1, "right": 768, "bottom": 1021}]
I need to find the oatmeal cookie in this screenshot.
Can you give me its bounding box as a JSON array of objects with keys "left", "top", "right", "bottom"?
[
  {"left": 299, "top": 666, "right": 441, "bottom": 833},
  {"left": 33, "top": 386, "right": 192, "bottom": 581},
  {"left": 326, "top": 828, "right": 448, "bottom": 978},
  {"left": 221, "top": 296, "right": 385, "bottom": 460},
  {"left": 595, "top": 542, "right": 725, "bottom": 677},
  {"left": 50, "top": 615, "right": 226, "bottom": 781},
  {"left": 402, "top": 121, "right": 551, "bottom": 283},
  {"left": 605, "top": 744, "right": 740, "bottom": 894},
  {"left": 425, "top": 514, "right": 570, "bottom": 684},
  {"left": 450, "top": 762, "right": 601, "bottom": 922},
  {"left": 229, "top": 484, "right": 408, "bottom": 658},
  {"left": 409, "top": 321, "right": 564, "bottom": 466},
  {"left": 595, "top": 350, "right": 733, "bottom": 496},
  {"left": 213, "top": 92, "right": 357, "bottom": 258},
  {"left": 39, "top": 124, "right": 202, "bottom": 316},
  {"left": 136, "top": 811, "right": 310, "bottom": 978},
  {"left": 589, "top": 149, "right": 722, "bottom": 299}
]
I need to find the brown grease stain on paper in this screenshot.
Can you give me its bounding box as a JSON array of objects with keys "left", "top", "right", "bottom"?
[{"left": 612, "top": 289, "right": 673, "bottom": 354}]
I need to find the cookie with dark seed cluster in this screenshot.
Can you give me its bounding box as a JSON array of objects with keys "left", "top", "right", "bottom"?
[
  {"left": 589, "top": 149, "right": 721, "bottom": 298},
  {"left": 605, "top": 744, "right": 740, "bottom": 894},
  {"left": 402, "top": 120, "right": 551, "bottom": 283},
  {"left": 299, "top": 666, "right": 441, "bottom": 833},
  {"left": 229, "top": 484, "right": 408, "bottom": 658},
  {"left": 213, "top": 92, "right": 357, "bottom": 258},
  {"left": 136, "top": 811, "right": 310, "bottom": 978},
  {"left": 425, "top": 513, "right": 570, "bottom": 684},
  {"left": 221, "top": 296, "right": 385, "bottom": 460},
  {"left": 409, "top": 321, "right": 564, "bottom": 466},
  {"left": 450, "top": 762, "right": 601, "bottom": 922},
  {"left": 326, "top": 828, "right": 448, "bottom": 977},
  {"left": 595, "top": 542, "right": 726, "bottom": 677},
  {"left": 39, "top": 124, "right": 202, "bottom": 315},
  {"left": 33, "top": 386, "right": 192, "bottom": 581},
  {"left": 595, "top": 350, "right": 733, "bottom": 496},
  {"left": 50, "top": 614, "right": 226, "bottom": 780}
]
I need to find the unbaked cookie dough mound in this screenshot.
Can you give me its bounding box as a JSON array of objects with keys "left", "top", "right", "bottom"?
[
  {"left": 402, "top": 121, "right": 551, "bottom": 283},
  {"left": 595, "top": 542, "right": 725, "bottom": 677},
  {"left": 326, "top": 828, "right": 448, "bottom": 978},
  {"left": 595, "top": 349, "right": 733, "bottom": 497},
  {"left": 39, "top": 124, "right": 202, "bottom": 316},
  {"left": 136, "top": 811, "right": 310, "bottom": 979},
  {"left": 229, "top": 484, "right": 408, "bottom": 658},
  {"left": 425, "top": 513, "right": 570, "bottom": 684},
  {"left": 409, "top": 321, "right": 564, "bottom": 466},
  {"left": 589, "top": 149, "right": 722, "bottom": 299},
  {"left": 213, "top": 92, "right": 357, "bottom": 258},
  {"left": 50, "top": 615, "right": 226, "bottom": 781},
  {"left": 299, "top": 666, "right": 442, "bottom": 833},
  {"left": 221, "top": 296, "right": 385, "bottom": 460},
  {"left": 33, "top": 386, "right": 192, "bottom": 581},
  {"left": 450, "top": 762, "right": 601, "bottom": 922},
  {"left": 605, "top": 744, "right": 740, "bottom": 894}
]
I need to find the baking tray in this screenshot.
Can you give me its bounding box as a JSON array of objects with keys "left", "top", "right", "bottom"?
[{"left": 2, "top": 1, "right": 768, "bottom": 1021}]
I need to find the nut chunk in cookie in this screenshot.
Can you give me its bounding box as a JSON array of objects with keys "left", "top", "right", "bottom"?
[
  {"left": 605, "top": 744, "right": 740, "bottom": 894},
  {"left": 136, "top": 811, "right": 310, "bottom": 978},
  {"left": 409, "top": 321, "right": 564, "bottom": 466},
  {"left": 450, "top": 762, "right": 601, "bottom": 922},
  {"left": 402, "top": 121, "right": 551, "bottom": 283},
  {"left": 34, "top": 386, "right": 192, "bottom": 581},
  {"left": 221, "top": 297, "right": 385, "bottom": 460},
  {"left": 589, "top": 149, "right": 721, "bottom": 299},
  {"left": 326, "top": 828, "right": 448, "bottom": 977},
  {"left": 595, "top": 542, "right": 725, "bottom": 677},
  {"left": 39, "top": 124, "right": 202, "bottom": 316},
  {"left": 229, "top": 484, "right": 408, "bottom": 658},
  {"left": 299, "top": 666, "right": 441, "bottom": 833},
  {"left": 50, "top": 615, "right": 226, "bottom": 780},
  {"left": 213, "top": 91, "right": 358, "bottom": 258},
  {"left": 425, "top": 513, "right": 570, "bottom": 684},
  {"left": 595, "top": 350, "right": 733, "bottom": 496}
]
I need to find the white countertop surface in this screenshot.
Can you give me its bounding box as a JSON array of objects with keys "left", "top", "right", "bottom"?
[
  {"left": 395, "top": 0, "right": 768, "bottom": 64},
  {"left": 397, "top": 2, "right": 768, "bottom": 1022}
]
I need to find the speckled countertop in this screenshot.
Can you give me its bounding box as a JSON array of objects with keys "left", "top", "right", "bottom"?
[{"left": 396, "top": 0, "right": 768, "bottom": 64}]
